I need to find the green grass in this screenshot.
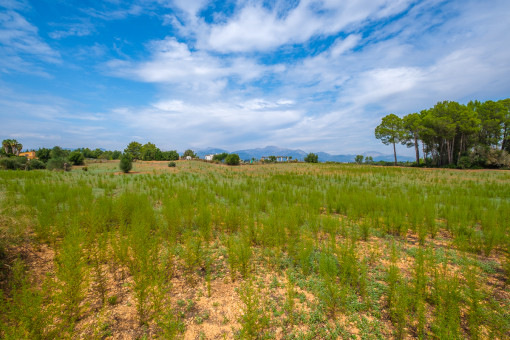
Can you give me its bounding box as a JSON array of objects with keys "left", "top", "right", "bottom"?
[{"left": 0, "top": 161, "right": 508, "bottom": 338}]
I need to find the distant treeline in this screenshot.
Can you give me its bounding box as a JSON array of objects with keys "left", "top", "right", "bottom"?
[
  {"left": 0, "top": 141, "right": 184, "bottom": 171},
  {"left": 376, "top": 99, "right": 510, "bottom": 168}
]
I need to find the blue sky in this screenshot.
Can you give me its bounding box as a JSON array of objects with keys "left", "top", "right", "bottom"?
[{"left": 1, "top": 0, "right": 510, "bottom": 155}]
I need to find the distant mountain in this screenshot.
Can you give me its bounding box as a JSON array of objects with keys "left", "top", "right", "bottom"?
[
  {"left": 362, "top": 151, "right": 385, "bottom": 158},
  {"left": 195, "top": 145, "right": 414, "bottom": 163},
  {"left": 233, "top": 145, "right": 307, "bottom": 161}
]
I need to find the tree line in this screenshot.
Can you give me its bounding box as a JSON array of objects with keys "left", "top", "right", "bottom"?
[{"left": 375, "top": 98, "right": 510, "bottom": 168}]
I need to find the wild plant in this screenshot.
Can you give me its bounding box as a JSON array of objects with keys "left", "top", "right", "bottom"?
[
  {"left": 54, "top": 223, "right": 85, "bottom": 330},
  {"left": 284, "top": 271, "right": 296, "bottom": 323},
  {"left": 386, "top": 243, "right": 409, "bottom": 338},
  {"left": 90, "top": 233, "right": 108, "bottom": 305},
  {"left": 128, "top": 203, "right": 160, "bottom": 325},
  {"left": 181, "top": 233, "right": 204, "bottom": 282},
  {"left": 412, "top": 247, "right": 427, "bottom": 339},
  {"left": 318, "top": 250, "right": 343, "bottom": 315},
  {"left": 238, "top": 279, "right": 269, "bottom": 338},
  {"left": 196, "top": 204, "right": 212, "bottom": 243},
  {"left": 1, "top": 258, "right": 47, "bottom": 339},
  {"left": 430, "top": 258, "right": 461, "bottom": 339},
  {"left": 226, "top": 234, "right": 252, "bottom": 280},
  {"left": 297, "top": 239, "right": 314, "bottom": 276},
  {"left": 465, "top": 264, "right": 483, "bottom": 339}
]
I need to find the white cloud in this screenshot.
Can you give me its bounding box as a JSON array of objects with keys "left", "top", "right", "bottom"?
[
  {"left": 170, "top": 0, "right": 207, "bottom": 16},
  {"left": 49, "top": 21, "right": 95, "bottom": 39},
  {"left": 330, "top": 35, "right": 361, "bottom": 58},
  {"left": 106, "top": 37, "right": 272, "bottom": 96},
  {"left": 202, "top": 0, "right": 412, "bottom": 52},
  {"left": 0, "top": 7, "right": 60, "bottom": 74},
  {"left": 111, "top": 98, "right": 304, "bottom": 150}
]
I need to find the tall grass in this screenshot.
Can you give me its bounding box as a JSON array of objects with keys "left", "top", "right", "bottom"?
[{"left": 0, "top": 162, "right": 508, "bottom": 338}]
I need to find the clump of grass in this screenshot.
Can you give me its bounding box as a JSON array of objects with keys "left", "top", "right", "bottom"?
[
  {"left": 1, "top": 258, "right": 48, "bottom": 338},
  {"left": 238, "top": 280, "right": 269, "bottom": 338},
  {"left": 226, "top": 234, "right": 252, "bottom": 281}
]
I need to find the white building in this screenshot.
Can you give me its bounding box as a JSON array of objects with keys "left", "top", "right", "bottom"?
[{"left": 205, "top": 154, "right": 214, "bottom": 161}]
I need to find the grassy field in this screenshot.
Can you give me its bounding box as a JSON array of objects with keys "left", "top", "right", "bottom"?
[{"left": 0, "top": 160, "right": 509, "bottom": 339}]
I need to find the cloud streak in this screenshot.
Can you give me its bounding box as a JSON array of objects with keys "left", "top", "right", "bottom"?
[{"left": 0, "top": 5, "right": 60, "bottom": 74}]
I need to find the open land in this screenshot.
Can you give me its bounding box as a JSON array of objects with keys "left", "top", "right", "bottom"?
[{"left": 0, "top": 160, "right": 509, "bottom": 339}]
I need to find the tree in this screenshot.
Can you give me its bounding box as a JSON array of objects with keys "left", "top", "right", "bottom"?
[
  {"left": 354, "top": 155, "right": 364, "bottom": 164},
  {"left": 2, "top": 139, "right": 22, "bottom": 155},
  {"left": 111, "top": 150, "right": 122, "bottom": 159},
  {"left": 375, "top": 114, "right": 406, "bottom": 166},
  {"left": 499, "top": 98, "right": 510, "bottom": 151},
  {"left": 304, "top": 153, "right": 318, "bottom": 163},
  {"left": 420, "top": 101, "right": 479, "bottom": 166},
  {"left": 36, "top": 148, "right": 51, "bottom": 163},
  {"left": 124, "top": 141, "right": 142, "bottom": 160},
  {"left": 365, "top": 156, "right": 374, "bottom": 164},
  {"left": 50, "top": 146, "right": 68, "bottom": 159},
  {"left": 140, "top": 142, "right": 159, "bottom": 161},
  {"left": 403, "top": 113, "right": 423, "bottom": 164},
  {"left": 68, "top": 151, "right": 85, "bottom": 165},
  {"left": 119, "top": 153, "right": 133, "bottom": 173},
  {"left": 476, "top": 100, "right": 506, "bottom": 147},
  {"left": 162, "top": 150, "right": 179, "bottom": 161},
  {"left": 213, "top": 153, "right": 228, "bottom": 162},
  {"left": 182, "top": 149, "right": 197, "bottom": 159},
  {"left": 225, "top": 153, "right": 240, "bottom": 165},
  {"left": 12, "top": 141, "right": 22, "bottom": 156},
  {"left": 1, "top": 139, "right": 10, "bottom": 154}
]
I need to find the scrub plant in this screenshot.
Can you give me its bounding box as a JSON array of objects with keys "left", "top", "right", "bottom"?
[
  {"left": 238, "top": 279, "right": 269, "bottom": 339},
  {"left": 54, "top": 224, "right": 86, "bottom": 331},
  {"left": 1, "top": 258, "right": 47, "bottom": 339},
  {"left": 226, "top": 234, "right": 252, "bottom": 280}
]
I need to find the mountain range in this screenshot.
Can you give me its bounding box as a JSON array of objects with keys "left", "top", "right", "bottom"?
[{"left": 195, "top": 146, "right": 414, "bottom": 163}]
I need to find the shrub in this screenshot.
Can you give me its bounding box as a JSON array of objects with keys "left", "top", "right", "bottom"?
[
  {"left": 304, "top": 153, "right": 319, "bottom": 163},
  {"left": 168, "top": 161, "right": 176, "bottom": 167},
  {"left": 469, "top": 147, "right": 510, "bottom": 168},
  {"left": 119, "top": 154, "right": 133, "bottom": 173},
  {"left": 457, "top": 156, "right": 471, "bottom": 169},
  {"left": 0, "top": 157, "right": 26, "bottom": 170},
  {"left": 212, "top": 153, "right": 228, "bottom": 162},
  {"left": 47, "top": 157, "right": 71, "bottom": 171},
  {"left": 28, "top": 159, "right": 46, "bottom": 170},
  {"left": 225, "top": 153, "right": 240, "bottom": 166},
  {"left": 68, "top": 151, "right": 85, "bottom": 165}
]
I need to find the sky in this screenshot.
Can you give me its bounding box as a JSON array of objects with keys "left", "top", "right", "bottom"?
[{"left": 1, "top": 0, "right": 510, "bottom": 155}]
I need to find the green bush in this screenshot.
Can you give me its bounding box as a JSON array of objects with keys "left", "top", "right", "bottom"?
[
  {"left": 119, "top": 154, "right": 133, "bottom": 173},
  {"left": 0, "top": 157, "right": 27, "bottom": 170},
  {"left": 457, "top": 156, "right": 471, "bottom": 169},
  {"left": 27, "top": 159, "right": 46, "bottom": 170},
  {"left": 225, "top": 153, "right": 240, "bottom": 166},
  {"left": 47, "top": 157, "right": 71, "bottom": 171},
  {"left": 304, "top": 153, "right": 319, "bottom": 163},
  {"left": 168, "top": 161, "right": 176, "bottom": 167},
  {"left": 68, "top": 151, "right": 85, "bottom": 165},
  {"left": 212, "top": 153, "right": 228, "bottom": 162}
]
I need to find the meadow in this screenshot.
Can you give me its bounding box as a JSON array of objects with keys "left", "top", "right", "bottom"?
[{"left": 0, "top": 160, "right": 509, "bottom": 339}]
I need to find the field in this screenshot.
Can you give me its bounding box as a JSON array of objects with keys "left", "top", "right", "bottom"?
[{"left": 0, "top": 160, "right": 509, "bottom": 339}]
